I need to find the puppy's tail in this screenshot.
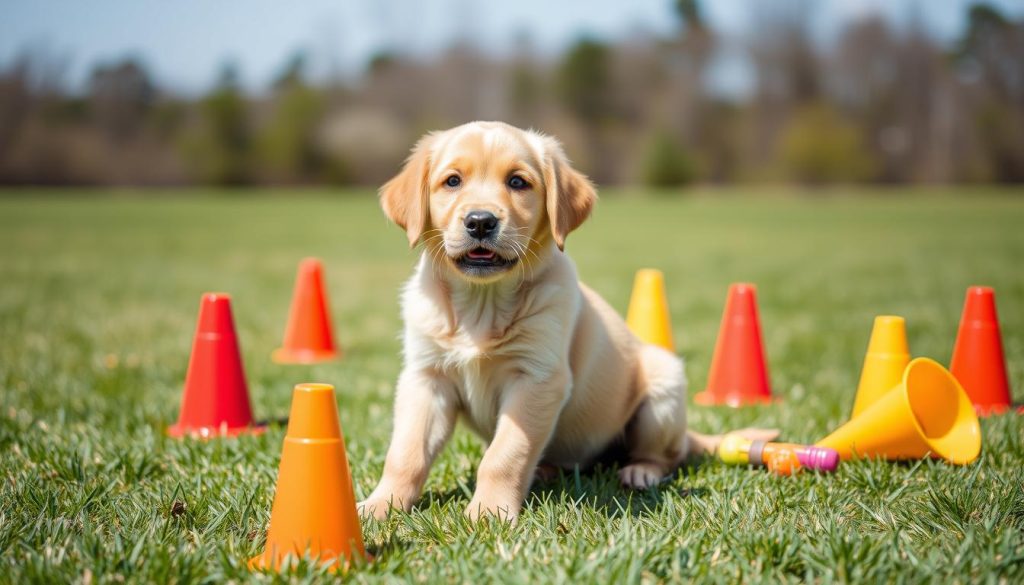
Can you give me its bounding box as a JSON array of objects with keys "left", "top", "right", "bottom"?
[{"left": 686, "top": 428, "right": 780, "bottom": 458}]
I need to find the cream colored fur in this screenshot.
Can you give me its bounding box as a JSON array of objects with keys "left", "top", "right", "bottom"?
[{"left": 360, "top": 121, "right": 772, "bottom": 521}]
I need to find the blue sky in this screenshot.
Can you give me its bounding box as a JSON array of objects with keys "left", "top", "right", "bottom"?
[{"left": 2, "top": 0, "right": 1022, "bottom": 95}]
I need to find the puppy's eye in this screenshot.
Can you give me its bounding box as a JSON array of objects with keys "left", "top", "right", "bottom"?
[
  {"left": 445, "top": 175, "right": 461, "bottom": 188},
  {"left": 507, "top": 175, "right": 529, "bottom": 190}
]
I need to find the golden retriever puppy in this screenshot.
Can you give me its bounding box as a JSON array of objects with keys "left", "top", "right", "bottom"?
[{"left": 360, "top": 121, "right": 769, "bottom": 521}]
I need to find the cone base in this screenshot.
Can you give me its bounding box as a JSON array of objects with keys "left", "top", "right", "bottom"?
[
  {"left": 248, "top": 550, "right": 372, "bottom": 573},
  {"left": 167, "top": 422, "right": 266, "bottom": 439},
  {"left": 694, "top": 390, "right": 776, "bottom": 407},
  {"left": 974, "top": 403, "right": 1024, "bottom": 417},
  {"left": 249, "top": 553, "right": 343, "bottom": 572},
  {"left": 272, "top": 347, "right": 341, "bottom": 364}
]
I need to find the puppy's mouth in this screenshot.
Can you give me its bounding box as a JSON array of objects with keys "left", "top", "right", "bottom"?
[{"left": 453, "top": 246, "right": 518, "bottom": 275}]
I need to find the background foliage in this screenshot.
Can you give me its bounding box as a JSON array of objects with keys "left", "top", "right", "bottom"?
[{"left": 1, "top": 1, "right": 1023, "bottom": 188}]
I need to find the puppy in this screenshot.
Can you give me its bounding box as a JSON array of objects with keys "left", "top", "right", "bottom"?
[{"left": 360, "top": 121, "right": 771, "bottom": 521}]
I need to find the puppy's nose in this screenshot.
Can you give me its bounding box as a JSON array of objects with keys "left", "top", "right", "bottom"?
[{"left": 463, "top": 210, "right": 499, "bottom": 240}]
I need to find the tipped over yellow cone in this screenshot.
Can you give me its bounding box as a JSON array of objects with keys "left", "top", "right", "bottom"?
[
  {"left": 626, "top": 269, "right": 674, "bottom": 351},
  {"left": 250, "top": 383, "right": 366, "bottom": 572},
  {"left": 850, "top": 316, "right": 910, "bottom": 418},
  {"left": 817, "top": 358, "right": 981, "bottom": 465}
]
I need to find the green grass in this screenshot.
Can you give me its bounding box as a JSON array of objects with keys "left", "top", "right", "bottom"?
[{"left": 1, "top": 188, "right": 1023, "bottom": 583}]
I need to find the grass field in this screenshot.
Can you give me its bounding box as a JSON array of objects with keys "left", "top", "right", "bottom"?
[{"left": 1, "top": 188, "right": 1023, "bottom": 583}]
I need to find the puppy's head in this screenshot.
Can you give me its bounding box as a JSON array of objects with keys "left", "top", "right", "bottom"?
[{"left": 380, "top": 121, "right": 596, "bottom": 283}]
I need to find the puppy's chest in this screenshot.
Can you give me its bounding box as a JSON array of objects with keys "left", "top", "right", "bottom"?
[
  {"left": 408, "top": 281, "right": 567, "bottom": 439},
  {"left": 430, "top": 333, "right": 529, "bottom": 440},
  {"left": 418, "top": 291, "right": 541, "bottom": 370},
  {"left": 426, "top": 321, "right": 556, "bottom": 440}
]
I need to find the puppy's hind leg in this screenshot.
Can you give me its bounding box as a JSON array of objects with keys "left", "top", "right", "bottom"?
[{"left": 619, "top": 345, "right": 689, "bottom": 489}]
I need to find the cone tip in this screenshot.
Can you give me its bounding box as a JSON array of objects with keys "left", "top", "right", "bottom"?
[
  {"left": 295, "top": 382, "right": 334, "bottom": 393},
  {"left": 730, "top": 282, "right": 757, "bottom": 295},
  {"left": 299, "top": 257, "right": 324, "bottom": 272},
  {"left": 962, "top": 286, "right": 998, "bottom": 323},
  {"left": 286, "top": 382, "right": 342, "bottom": 440},
  {"left": 867, "top": 315, "right": 909, "bottom": 354},
  {"left": 633, "top": 269, "right": 666, "bottom": 288},
  {"left": 874, "top": 315, "right": 904, "bottom": 326},
  {"left": 201, "top": 291, "right": 232, "bottom": 304},
  {"left": 196, "top": 292, "right": 236, "bottom": 334}
]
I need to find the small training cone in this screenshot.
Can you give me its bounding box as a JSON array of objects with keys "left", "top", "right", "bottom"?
[
  {"left": 168, "top": 293, "right": 264, "bottom": 438},
  {"left": 950, "top": 286, "right": 1018, "bottom": 416},
  {"left": 625, "top": 269, "right": 674, "bottom": 351},
  {"left": 850, "top": 316, "right": 910, "bottom": 418},
  {"left": 273, "top": 258, "right": 341, "bottom": 364},
  {"left": 250, "top": 383, "right": 366, "bottom": 571},
  {"left": 816, "top": 358, "right": 981, "bottom": 465},
  {"left": 695, "top": 283, "right": 773, "bottom": 406}
]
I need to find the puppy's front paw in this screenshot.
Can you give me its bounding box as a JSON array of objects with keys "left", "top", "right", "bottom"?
[
  {"left": 619, "top": 462, "right": 667, "bottom": 489},
  {"left": 357, "top": 496, "right": 403, "bottom": 520},
  {"left": 465, "top": 494, "right": 519, "bottom": 522}
]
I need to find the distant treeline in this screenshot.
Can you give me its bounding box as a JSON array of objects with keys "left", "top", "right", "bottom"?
[{"left": 1, "top": 1, "right": 1022, "bottom": 188}]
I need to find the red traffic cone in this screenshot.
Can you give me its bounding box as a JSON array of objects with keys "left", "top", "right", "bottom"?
[
  {"left": 273, "top": 258, "right": 341, "bottom": 364},
  {"left": 168, "top": 293, "right": 264, "bottom": 438},
  {"left": 950, "top": 286, "right": 1019, "bottom": 416},
  {"left": 694, "top": 283, "right": 774, "bottom": 407}
]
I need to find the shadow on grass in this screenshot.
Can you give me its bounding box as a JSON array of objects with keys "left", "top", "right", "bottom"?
[
  {"left": 529, "top": 462, "right": 711, "bottom": 519},
  {"left": 416, "top": 486, "right": 469, "bottom": 510},
  {"left": 417, "top": 458, "right": 713, "bottom": 522}
]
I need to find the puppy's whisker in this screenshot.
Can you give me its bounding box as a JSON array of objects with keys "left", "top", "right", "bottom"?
[
  {"left": 505, "top": 238, "right": 524, "bottom": 285},
  {"left": 513, "top": 238, "right": 542, "bottom": 270},
  {"left": 508, "top": 239, "right": 534, "bottom": 284},
  {"left": 425, "top": 240, "right": 449, "bottom": 280},
  {"left": 511, "top": 242, "right": 529, "bottom": 289}
]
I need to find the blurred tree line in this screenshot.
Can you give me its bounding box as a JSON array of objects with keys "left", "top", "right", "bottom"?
[{"left": 1, "top": 1, "right": 1022, "bottom": 188}]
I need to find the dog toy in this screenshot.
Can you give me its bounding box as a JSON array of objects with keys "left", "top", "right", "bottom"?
[{"left": 718, "top": 434, "right": 839, "bottom": 475}]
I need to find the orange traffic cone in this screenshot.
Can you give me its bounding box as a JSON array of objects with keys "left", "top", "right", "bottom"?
[
  {"left": 695, "top": 283, "right": 774, "bottom": 406},
  {"left": 168, "top": 293, "right": 264, "bottom": 438},
  {"left": 625, "top": 269, "right": 674, "bottom": 351},
  {"left": 817, "top": 358, "right": 981, "bottom": 464},
  {"left": 250, "top": 383, "right": 366, "bottom": 571},
  {"left": 273, "top": 258, "right": 341, "bottom": 364},
  {"left": 950, "top": 286, "right": 1019, "bottom": 416}
]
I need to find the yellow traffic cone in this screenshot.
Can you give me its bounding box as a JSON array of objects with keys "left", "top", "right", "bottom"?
[
  {"left": 625, "top": 269, "right": 674, "bottom": 351},
  {"left": 850, "top": 316, "right": 910, "bottom": 418},
  {"left": 817, "top": 358, "right": 981, "bottom": 465}
]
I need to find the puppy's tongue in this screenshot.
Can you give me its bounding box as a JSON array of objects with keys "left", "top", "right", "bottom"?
[{"left": 467, "top": 248, "right": 496, "bottom": 260}]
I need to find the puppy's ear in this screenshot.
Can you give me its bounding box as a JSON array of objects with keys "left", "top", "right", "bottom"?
[
  {"left": 542, "top": 138, "right": 597, "bottom": 250},
  {"left": 380, "top": 133, "right": 436, "bottom": 247}
]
